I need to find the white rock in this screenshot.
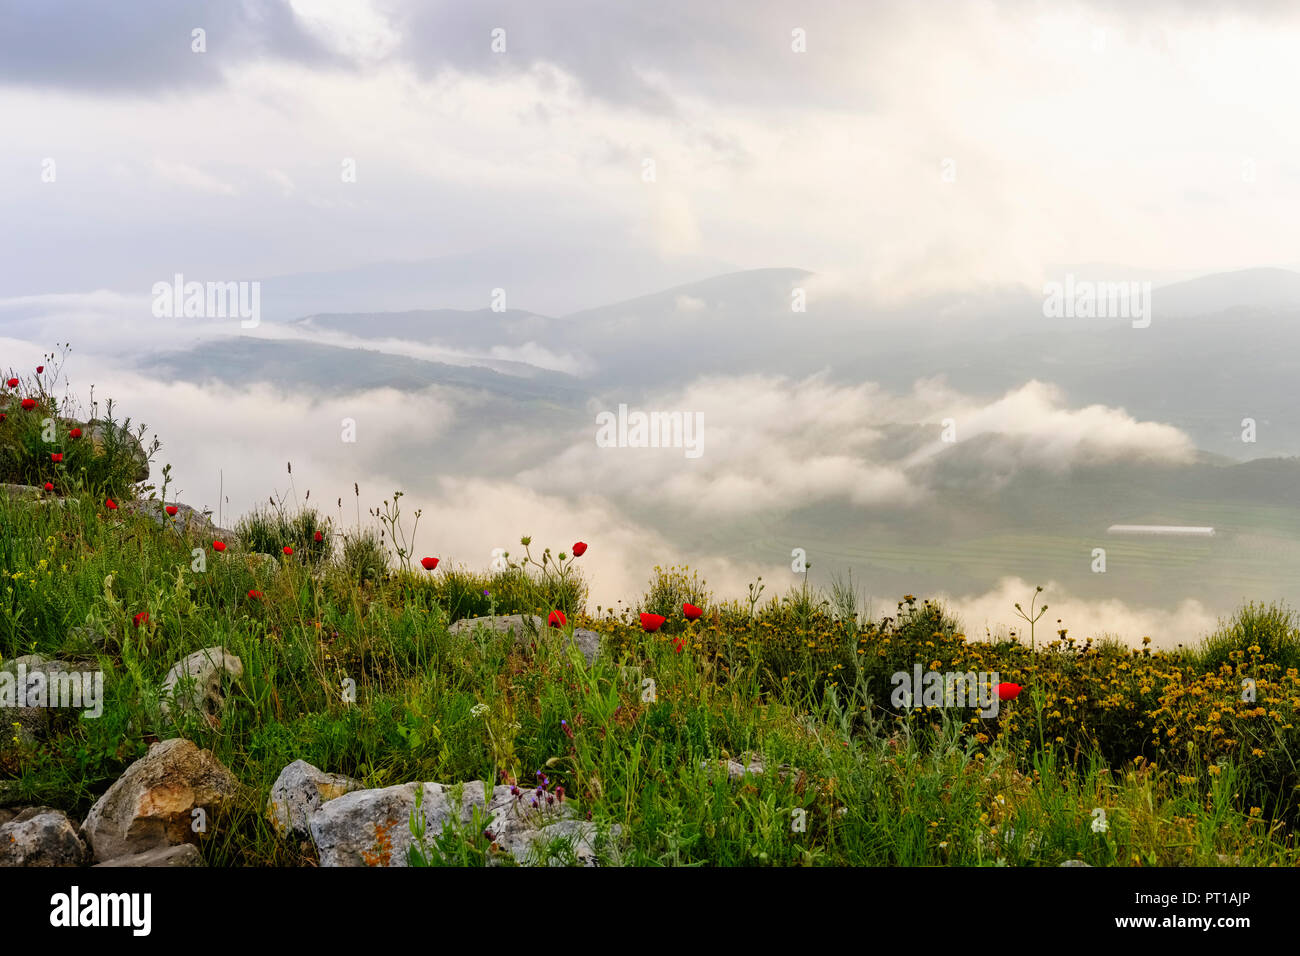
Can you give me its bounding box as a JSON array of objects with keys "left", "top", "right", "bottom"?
[{"left": 159, "top": 646, "right": 243, "bottom": 720}]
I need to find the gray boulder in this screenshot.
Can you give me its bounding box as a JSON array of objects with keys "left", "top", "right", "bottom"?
[
  {"left": 269, "top": 760, "right": 363, "bottom": 838},
  {"left": 0, "top": 807, "right": 88, "bottom": 866},
  {"left": 309, "top": 779, "right": 614, "bottom": 867}
]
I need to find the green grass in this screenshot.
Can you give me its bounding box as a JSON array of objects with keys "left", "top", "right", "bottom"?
[{"left": 1, "top": 471, "right": 1298, "bottom": 866}]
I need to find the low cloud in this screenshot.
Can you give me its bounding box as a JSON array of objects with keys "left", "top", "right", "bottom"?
[
  {"left": 520, "top": 374, "right": 1195, "bottom": 517},
  {"left": 942, "top": 576, "right": 1218, "bottom": 650}
]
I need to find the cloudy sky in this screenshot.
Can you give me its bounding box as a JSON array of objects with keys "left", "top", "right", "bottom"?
[
  {"left": 3, "top": 0, "right": 1296, "bottom": 644},
  {"left": 3, "top": 0, "right": 1299, "bottom": 307}
]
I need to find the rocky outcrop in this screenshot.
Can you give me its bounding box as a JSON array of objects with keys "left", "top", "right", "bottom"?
[
  {"left": 159, "top": 647, "right": 243, "bottom": 721},
  {"left": 449, "top": 614, "right": 601, "bottom": 664},
  {"left": 81, "top": 738, "right": 240, "bottom": 863},
  {"left": 0, "top": 807, "right": 88, "bottom": 866},
  {"left": 269, "top": 760, "right": 363, "bottom": 838},
  {"left": 121, "top": 499, "right": 225, "bottom": 539},
  {"left": 305, "top": 776, "right": 614, "bottom": 867}
]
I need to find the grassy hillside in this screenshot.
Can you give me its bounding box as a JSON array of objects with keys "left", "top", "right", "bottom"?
[{"left": 2, "top": 373, "right": 1298, "bottom": 866}]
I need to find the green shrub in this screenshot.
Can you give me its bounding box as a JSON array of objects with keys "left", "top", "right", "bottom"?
[
  {"left": 340, "top": 528, "right": 388, "bottom": 584},
  {"left": 1199, "top": 601, "right": 1300, "bottom": 672},
  {"left": 235, "top": 505, "right": 332, "bottom": 565},
  {"left": 639, "top": 564, "right": 711, "bottom": 620}
]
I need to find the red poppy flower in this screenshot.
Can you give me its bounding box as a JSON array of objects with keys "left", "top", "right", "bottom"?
[
  {"left": 50, "top": 452, "right": 62, "bottom": 463},
  {"left": 165, "top": 505, "right": 178, "bottom": 516},
  {"left": 132, "top": 612, "right": 149, "bottom": 628},
  {"left": 20, "top": 398, "right": 36, "bottom": 410},
  {"left": 43, "top": 482, "right": 53, "bottom": 492},
  {"left": 248, "top": 589, "right": 263, "bottom": 599},
  {"left": 314, "top": 530, "right": 323, "bottom": 542},
  {"left": 673, "top": 637, "right": 685, "bottom": 654},
  {"left": 420, "top": 556, "right": 439, "bottom": 571},
  {"left": 682, "top": 602, "right": 703, "bottom": 621},
  {"left": 5, "top": 378, "right": 17, "bottom": 388},
  {"left": 571, "top": 541, "right": 587, "bottom": 557},
  {"left": 640, "top": 613, "right": 666, "bottom": 632},
  {"left": 0, "top": 414, "right": 6, "bottom": 422},
  {"left": 282, "top": 546, "right": 293, "bottom": 555},
  {"left": 548, "top": 609, "right": 567, "bottom": 628},
  {"left": 212, "top": 540, "right": 226, "bottom": 552},
  {"left": 69, "top": 427, "right": 82, "bottom": 439},
  {"left": 997, "top": 682, "right": 1022, "bottom": 701},
  {"left": 105, "top": 498, "right": 117, "bottom": 510}
]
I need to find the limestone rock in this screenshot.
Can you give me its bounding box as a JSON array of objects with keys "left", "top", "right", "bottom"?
[
  {"left": 0, "top": 807, "right": 88, "bottom": 866},
  {"left": 82, "top": 738, "right": 240, "bottom": 862},
  {"left": 309, "top": 779, "right": 615, "bottom": 867},
  {"left": 95, "top": 844, "right": 205, "bottom": 867},
  {"left": 159, "top": 647, "right": 243, "bottom": 721},
  {"left": 269, "top": 760, "right": 363, "bottom": 838}
]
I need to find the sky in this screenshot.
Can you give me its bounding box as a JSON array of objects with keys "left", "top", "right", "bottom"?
[
  {"left": 3, "top": 0, "right": 1297, "bottom": 645},
  {"left": 3, "top": 0, "right": 1300, "bottom": 309}
]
